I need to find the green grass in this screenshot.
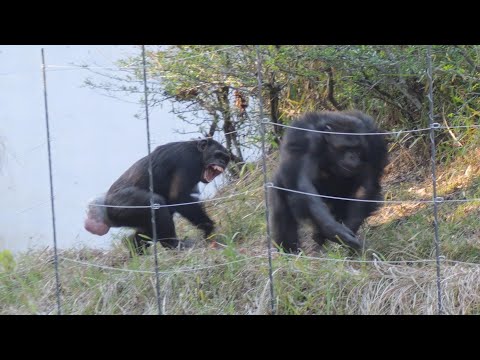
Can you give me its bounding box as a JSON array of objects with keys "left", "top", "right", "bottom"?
[{"left": 2, "top": 150, "right": 480, "bottom": 315}]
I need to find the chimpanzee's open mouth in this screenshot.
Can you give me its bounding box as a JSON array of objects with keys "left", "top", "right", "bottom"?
[{"left": 203, "top": 164, "right": 224, "bottom": 183}]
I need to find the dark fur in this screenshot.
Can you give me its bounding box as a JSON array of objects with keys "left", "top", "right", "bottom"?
[
  {"left": 85, "top": 139, "right": 230, "bottom": 254},
  {"left": 269, "top": 110, "right": 388, "bottom": 253}
]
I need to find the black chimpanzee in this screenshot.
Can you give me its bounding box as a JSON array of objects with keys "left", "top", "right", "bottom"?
[
  {"left": 84, "top": 138, "right": 230, "bottom": 254},
  {"left": 269, "top": 110, "right": 388, "bottom": 253}
]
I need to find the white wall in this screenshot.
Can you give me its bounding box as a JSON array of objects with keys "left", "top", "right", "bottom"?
[{"left": 0, "top": 45, "right": 226, "bottom": 252}]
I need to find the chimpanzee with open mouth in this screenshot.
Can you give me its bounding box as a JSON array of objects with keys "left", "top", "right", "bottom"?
[{"left": 84, "top": 138, "right": 230, "bottom": 254}]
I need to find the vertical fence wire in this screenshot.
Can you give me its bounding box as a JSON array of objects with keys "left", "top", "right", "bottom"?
[
  {"left": 141, "top": 45, "right": 163, "bottom": 315},
  {"left": 36, "top": 45, "right": 451, "bottom": 315},
  {"left": 255, "top": 45, "right": 276, "bottom": 314},
  {"left": 41, "top": 48, "right": 62, "bottom": 315},
  {"left": 426, "top": 45, "right": 444, "bottom": 314}
]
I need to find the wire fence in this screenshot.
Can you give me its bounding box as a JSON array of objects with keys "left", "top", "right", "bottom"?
[{"left": 2, "top": 45, "right": 480, "bottom": 315}]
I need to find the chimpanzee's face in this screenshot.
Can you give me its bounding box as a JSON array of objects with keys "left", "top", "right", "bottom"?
[
  {"left": 325, "top": 134, "right": 367, "bottom": 178},
  {"left": 197, "top": 139, "right": 230, "bottom": 183}
]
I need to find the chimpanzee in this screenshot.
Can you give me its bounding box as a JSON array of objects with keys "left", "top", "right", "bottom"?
[
  {"left": 269, "top": 110, "right": 388, "bottom": 253},
  {"left": 84, "top": 138, "right": 230, "bottom": 254}
]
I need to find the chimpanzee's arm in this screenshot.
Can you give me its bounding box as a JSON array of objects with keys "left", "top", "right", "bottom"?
[
  {"left": 168, "top": 170, "right": 214, "bottom": 237},
  {"left": 279, "top": 150, "right": 362, "bottom": 250}
]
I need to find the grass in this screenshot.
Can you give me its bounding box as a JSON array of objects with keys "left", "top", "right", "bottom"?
[{"left": 2, "top": 146, "right": 480, "bottom": 315}]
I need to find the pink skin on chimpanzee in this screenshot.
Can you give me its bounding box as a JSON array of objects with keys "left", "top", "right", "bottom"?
[{"left": 84, "top": 195, "right": 111, "bottom": 235}]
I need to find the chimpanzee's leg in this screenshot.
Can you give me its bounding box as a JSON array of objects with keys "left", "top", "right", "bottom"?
[
  {"left": 106, "top": 187, "right": 181, "bottom": 253},
  {"left": 269, "top": 187, "right": 300, "bottom": 254}
]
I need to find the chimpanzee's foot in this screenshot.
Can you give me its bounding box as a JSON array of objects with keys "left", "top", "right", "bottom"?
[
  {"left": 158, "top": 237, "right": 195, "bottom": 250},
  {"left": 122, "top": 233, "right": 151, "bottom": 257}
]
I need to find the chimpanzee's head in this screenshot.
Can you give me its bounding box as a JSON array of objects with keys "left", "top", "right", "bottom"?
[
  {"left": 197, "top": 138, "right": 230, "bottom": 183},
  {"left": 322, "top": 115, "right": 369, "bottom": 178}
]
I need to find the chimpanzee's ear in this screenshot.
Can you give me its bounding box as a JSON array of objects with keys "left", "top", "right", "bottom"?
[{"left": 197, "top": 139, "right": 208, "bottom": 152}]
